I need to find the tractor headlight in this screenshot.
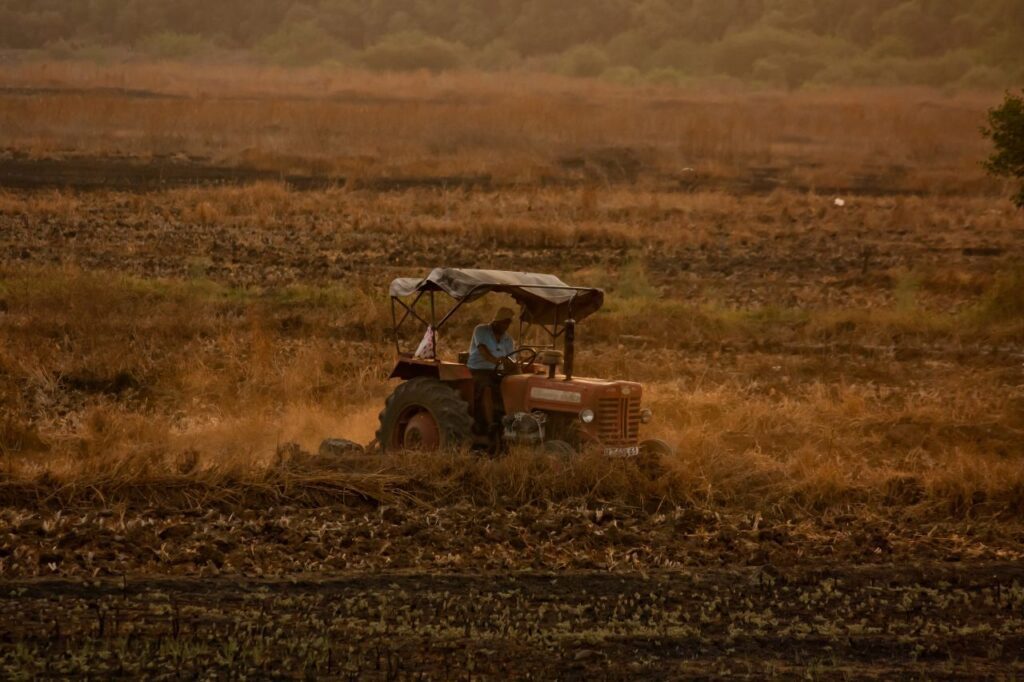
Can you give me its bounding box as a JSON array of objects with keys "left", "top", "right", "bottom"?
[
  {"left": 640, "top": 408, "right": 653, "bottom": 424},
  {"left": 579, "top": 409, "right": 595, "bottom": 423}
]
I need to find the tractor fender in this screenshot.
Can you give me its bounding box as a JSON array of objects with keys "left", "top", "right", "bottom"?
[{"left": 389, "top": 358, "right": 473, "bottom": 382}]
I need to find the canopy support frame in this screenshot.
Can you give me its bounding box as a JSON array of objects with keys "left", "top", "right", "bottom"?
[{"left": 389, "top": 275, "right": 593, "bottom": 359}]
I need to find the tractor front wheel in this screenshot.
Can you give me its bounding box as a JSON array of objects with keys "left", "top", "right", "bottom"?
[
  {"left": 376, "top": 377, "right": 473, "bottom": 453},
  {"left": 540, "top": 439, "right": 577, "bottom": 460},
  {"left": 637, "top": 438, "right": 675, "bottom": 476}
]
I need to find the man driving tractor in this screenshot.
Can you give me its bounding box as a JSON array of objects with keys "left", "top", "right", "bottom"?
[
  {"left": 379, "top": 267, "right": 670, "bottom": 460},
  {"left": 467, "top": 306, "right": 516, "bottom": 430}
]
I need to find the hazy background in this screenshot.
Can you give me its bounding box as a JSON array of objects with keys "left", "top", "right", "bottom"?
[{"left": 1, "top": 0, "right": 1021, "bottom": 88}]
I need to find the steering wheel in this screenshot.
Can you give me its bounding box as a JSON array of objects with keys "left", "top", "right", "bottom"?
[{"left": 497, "top": 347, "right": 538, "bottom": 376}]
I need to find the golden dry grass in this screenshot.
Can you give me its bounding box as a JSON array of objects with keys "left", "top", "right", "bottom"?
[
  {"left": 1, "top": 264, "right": 1021, "bottom": 524},
  {"left": 0, "top": 62, "right": 1009, "bottom": 195}
]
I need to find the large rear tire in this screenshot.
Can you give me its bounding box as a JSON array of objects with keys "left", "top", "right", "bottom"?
[{"left": 376, "top": 377, "right": 473, "bottom": 453}]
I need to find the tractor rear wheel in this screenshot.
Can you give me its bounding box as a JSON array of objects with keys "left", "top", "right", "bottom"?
[{"left": 376, "top": 377, "right": 473, "bottom": 453}]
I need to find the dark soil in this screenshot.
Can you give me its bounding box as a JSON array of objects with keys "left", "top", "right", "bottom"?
[
  {"left": 2, "top": 563, "right": 1022, "bottom": 678},
  {"left": 0, "top": 153, "right": 967, "bottom": 196}
]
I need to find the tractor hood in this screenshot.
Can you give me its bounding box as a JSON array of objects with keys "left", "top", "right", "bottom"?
[{"left": 389, "top": 268, "right": 604, "bottom": 325}]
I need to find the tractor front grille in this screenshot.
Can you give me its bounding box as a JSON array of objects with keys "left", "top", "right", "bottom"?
[{"left": 596, "top": 396, "right": 641, "bottom": 445}]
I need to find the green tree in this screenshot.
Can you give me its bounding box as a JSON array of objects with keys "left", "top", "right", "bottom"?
[
  {"left": 257, "top": 20, "right": 345, "bottom": 66},
  {"left": 983, "top": 91, "right": 1024, "bottom": 208},
  {"left": 0, "top": 0, "right": 1020, "bottom": 86}
]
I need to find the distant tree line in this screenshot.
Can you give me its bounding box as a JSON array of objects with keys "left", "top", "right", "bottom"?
[{"left": 1, "top": 0, "right": 1021, "bottom": 87}]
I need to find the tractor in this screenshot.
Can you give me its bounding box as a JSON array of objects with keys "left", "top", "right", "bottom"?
[{"left": 376, "top": 268, "right": 673, "bottom": 458}]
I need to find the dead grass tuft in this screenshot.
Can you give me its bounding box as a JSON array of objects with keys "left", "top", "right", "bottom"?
[{"left": 0, "top": 413, "right": 47, "bottom": 455}]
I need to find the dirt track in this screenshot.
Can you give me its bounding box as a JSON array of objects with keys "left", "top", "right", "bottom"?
[
  {"left": 0, "top": 154, "right": 497, "bottom": 192},
  {"left": 0, "top": 153, "right": 950, "bottom": 196},
  {"left": 2, "top": 563, "right": 1022, "bottom": 678}
]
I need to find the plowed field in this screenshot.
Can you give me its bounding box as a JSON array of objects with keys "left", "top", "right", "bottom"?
[{"left": 1, "top": 68, "right": 1022, "bottom": 677}]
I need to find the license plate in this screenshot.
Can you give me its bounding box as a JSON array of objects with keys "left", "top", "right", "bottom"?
[{"left": 604, "top": 446, "right": 639, "bottom": 458}]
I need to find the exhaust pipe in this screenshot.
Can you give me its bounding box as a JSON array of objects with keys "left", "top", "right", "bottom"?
[{"left": 563, "top": 318, "right": 575, "bottom": 381}]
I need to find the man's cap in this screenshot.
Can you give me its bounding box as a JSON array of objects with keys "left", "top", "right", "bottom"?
[{"left": 491, "top": 306, "right": 515, "bottom": 323}]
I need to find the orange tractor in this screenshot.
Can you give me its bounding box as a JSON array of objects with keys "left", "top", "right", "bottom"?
[{"left": 377, "top": 268, "right": 672, "bottom": 458}]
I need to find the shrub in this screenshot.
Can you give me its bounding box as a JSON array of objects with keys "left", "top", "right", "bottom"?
[
  {"left": 361, "top": 31, "right": 465, "bottom": 72},
  {"left": 645, "top": 67, "right": 684, "bottom": 86},
  {"left": 474, "top": 39, "right": 521, "bottom": 70},
  {"left": 983, "top": 90, "right": 1024, "bottom": 207},
  {"left": 958, "top": 65, "right": 1011, "bottom": 89},
  {"left": 601, "top": 65, "right": 642, "bottom": 85},
  {"left": 139, "top": 32, "right": 212, "bottom": 60},
  {"left": 648, "top": 38, "right": 707, "bottom": 73},
  {"left": 605, "top": 30, "right": 649, "bottom": 67},
  {"left": 895, "top": 50, "right": 973, "bottom": 87},
  {"left": 257, "top": 21, "right": 346, "bottom": 67},
  {"left": 751, "top": 58, "right": 787, "bottom": 86},
  {"left": 559, "top": 44, "right": 610, "bottom": 78},
  {"left": 714, "top": 27, "right": 815, "bottom": 78}
]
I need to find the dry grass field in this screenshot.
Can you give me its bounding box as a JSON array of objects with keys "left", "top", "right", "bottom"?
[{"left": 1, "top": 63, "right": 1023, "bottom": 677}]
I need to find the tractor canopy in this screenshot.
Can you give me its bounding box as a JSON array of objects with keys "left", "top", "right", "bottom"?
[{"left": 389, "top": 268, "right": 604, "bottom": 325}]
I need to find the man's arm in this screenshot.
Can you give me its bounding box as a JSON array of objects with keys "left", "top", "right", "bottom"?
[
  {"left": 472, "top": 326, "right": 502, "bottom": 365},
  {"left": 473, "top": 326, "right": 508, "bottom": 365},
  {"left": 477, "top": 343, "right": 503, "bottom": 364}
]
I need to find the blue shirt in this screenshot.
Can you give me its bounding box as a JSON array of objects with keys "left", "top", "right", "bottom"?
[{"left": 467, "top": 324, "right": 514, "bottom": 370}]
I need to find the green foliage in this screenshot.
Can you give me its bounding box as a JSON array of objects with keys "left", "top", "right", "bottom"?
[
  {"left": 958, "top": 65, "right": 1008, "bottom": 90},
  {"left": 474, "top": 39, "right": 521, "bottom": 71},
  {"left": 257, "top": 21, "right": 346, "bottom": 66},
  {"left": 139, "top": 32, "right": 212, "bottom": 60},
  {"left": 360, "top": 31, "right": 464, "bottom": 72},
  {"left": 648, "top": 38, "right": 709, "bottom": 74},
  {"left": 559, "top": 44, "right": 610, "bottom": 78},
  {"left": 0, "top": 0, "right": 1020, "bottom": 85},
  {"left": 983, "top": 91, "right": 1024, "bottom": 208},
  {"left": 614, "top": 254, "right": 660, "bottom": 301},
  {"left": 602, "top": 65, "right": 642, "bottom": 85},
  {"left": 645, "top": 67, "right": 685, "bottom": 86},
  {"left": 715, "top": 27, "right": 808, "bottom": 78}
]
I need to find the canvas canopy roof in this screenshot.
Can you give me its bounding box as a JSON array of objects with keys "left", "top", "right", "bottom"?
[{"left": 389, "top": 268, "right": 604, "bottom": 325}]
